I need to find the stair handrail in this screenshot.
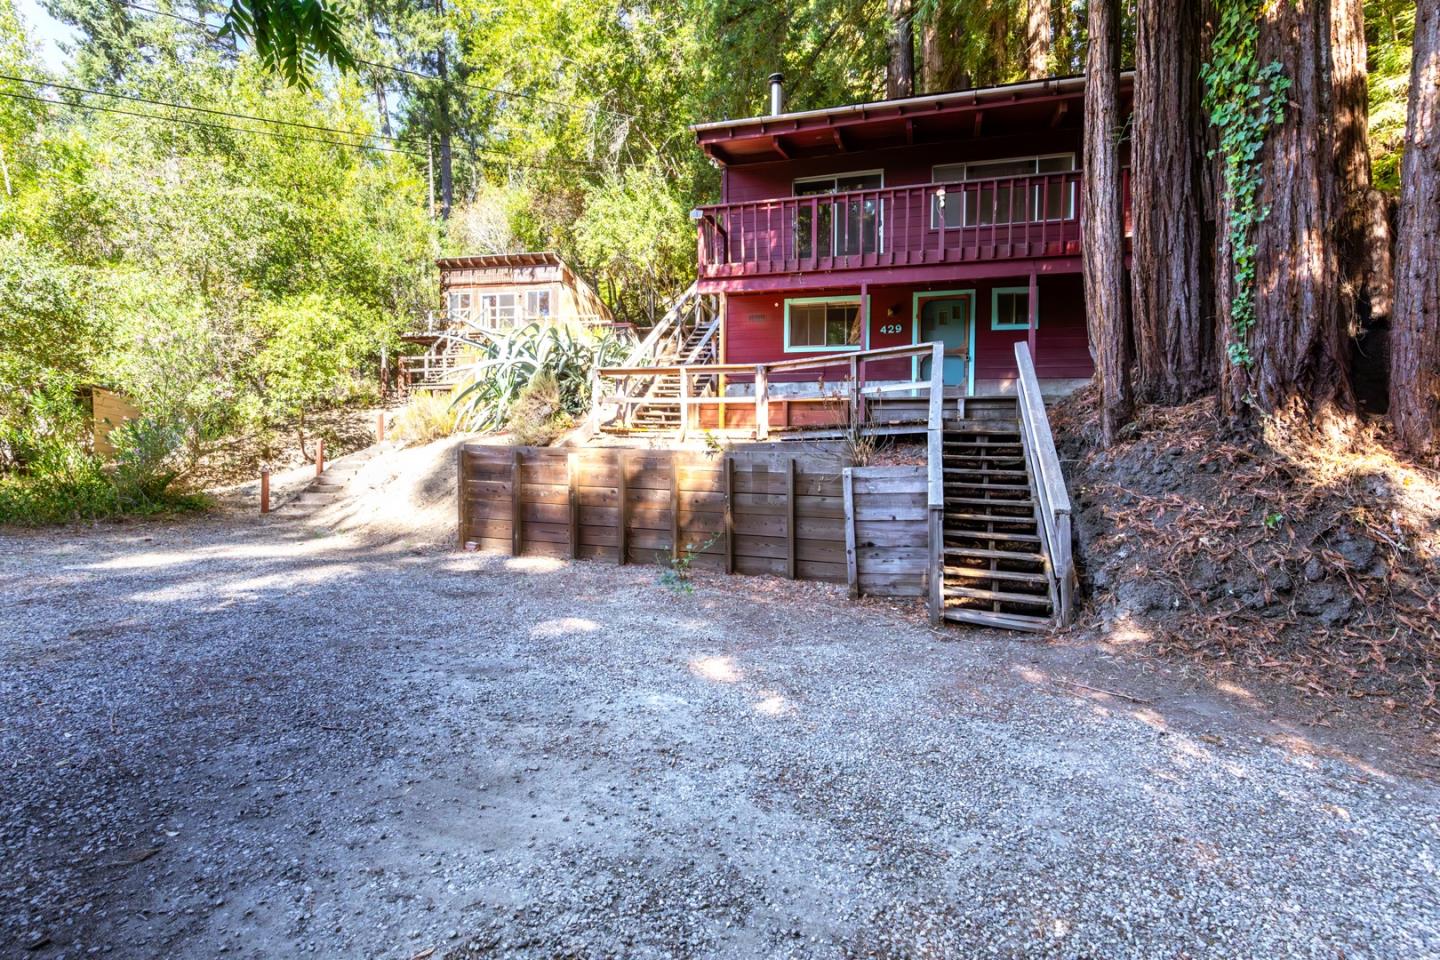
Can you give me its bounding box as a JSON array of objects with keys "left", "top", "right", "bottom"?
[
  {"left": 1012, "top": 341, "right": 1076, "bottom": 625},
  {"left": 925, "top": 340, "right": 945, "bottom": 624}
]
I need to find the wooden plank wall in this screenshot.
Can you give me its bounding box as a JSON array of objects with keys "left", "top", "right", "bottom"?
[
  {"left": 458, "top": 443, "right": 850, "bottom": 583},
  {"left": 845, "top": 465, "right": 929, "bottom": 598}
]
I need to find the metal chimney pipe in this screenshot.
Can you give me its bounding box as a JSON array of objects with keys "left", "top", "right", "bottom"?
[{"left": 768, "top": 73, "right": 784, "bottom": 116}]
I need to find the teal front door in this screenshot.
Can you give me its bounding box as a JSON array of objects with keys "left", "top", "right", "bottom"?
[{"left": 919, "top": 296, "right": 972, "bottom": 388}]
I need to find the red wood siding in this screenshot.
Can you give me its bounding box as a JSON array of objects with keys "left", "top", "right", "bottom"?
[{"left": 721, "top": 274, "right": 1092, "bottom": 389}]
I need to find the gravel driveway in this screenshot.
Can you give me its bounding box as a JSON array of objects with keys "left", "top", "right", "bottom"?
[{"left": 2, "top": 510, "right": 1438, "bottom": 958}]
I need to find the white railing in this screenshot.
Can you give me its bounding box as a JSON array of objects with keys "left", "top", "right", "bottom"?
[{"left": 1013, "top": 341, "right": 1075, "bottom": 625}]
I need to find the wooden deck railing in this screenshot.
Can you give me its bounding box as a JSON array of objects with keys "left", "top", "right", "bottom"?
[
  {"left": 596, "top": 341, "right": 943, "bottom": 440},
  {"left": 1013, "top": 341, "right": 1076, "bottom": 625},
  {"left": 696, "top": 170, "right": 1129, "bottom": 278}
]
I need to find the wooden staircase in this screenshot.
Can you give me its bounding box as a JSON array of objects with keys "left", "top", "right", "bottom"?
[
  {"left": 938, "top": 405, "right": 1055, "bottom": 632},
  {"left": 609, "top": 288, "right": 720, "bottom": 434}
]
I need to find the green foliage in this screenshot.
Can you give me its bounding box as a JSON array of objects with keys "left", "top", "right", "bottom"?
[
  {"left": 1365, "top": 0, "right": 1416, "bottom": 193},
  {"left": 450, "top": 323, "right": 627, "bottom": 433},
  {"left": 658, "top": 532, "right": 721, "bottom": 594},
  {"left": 1201, "top": 0, "right": 1291, "bottom": 368},
  {"left": 504, "top": 370, "right": 574, "bottom": 446},
  {"left": 220, "top": 0, "right": 355, "bottom": 88}
]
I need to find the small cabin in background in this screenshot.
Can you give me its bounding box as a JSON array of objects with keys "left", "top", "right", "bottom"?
[
  {"left": 437, "top": 252, "right": 613, "bottom": 332},
  {"left": 402, "top": 252, "right": 619, "bottom": 392}
]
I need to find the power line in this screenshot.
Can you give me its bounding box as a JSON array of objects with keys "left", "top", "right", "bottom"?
[
  {"left": 0, "top": 71, "right": 427, "bottom": 147},
  {"left": 112, "top": 0, "right": 637, "bottom": 121},
  {"left": 0, "top": 89, "right": 425, "bottom": 155}
]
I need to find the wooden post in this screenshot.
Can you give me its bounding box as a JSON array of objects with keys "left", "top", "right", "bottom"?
[
  {"left": 567, "top": 451, "right": 580, "bottom": 560},
  {"left": 842, "top": 467, "right": 858, "bottom": 598},
  {"left": 927, "top": 340, "right": 946, "bottom": 625},
  {"left": 785, "top": 457, "right": 797, "bottom": 579},
  {"left": 754, "top": 364, "right": 769, "bottom": 441},
  {"left": 511, "top": 448, "right": 524, "bottom": 556},
  {"left": 669, "top": 453, "right": 681, "bottom": 556},
  {"left": 377, "top": 412, "right": 386, "bottom": 443},
  {"left": 315, "top": 437, "right": 325, "bottom": 477},
  {"left": 455, "top": 446, "right": 467, "bottom": 549},
  {"left": 848, "top": 354, "right": 859, "bottom": 428},
  {"left": 260, "top": 466, "right": 270, "bottom": 515},
  {"left": 678, "top": 368, "right": 691, "bottom": 442},
  {"left": 723, "top": 454, "right": 735, "bottom": 574},
  {"left": 616, "top": 450, "right": 629, "bottom": 566},
  {"left": 1027, "top": 270, "right": 1039, "bottom": 363}
]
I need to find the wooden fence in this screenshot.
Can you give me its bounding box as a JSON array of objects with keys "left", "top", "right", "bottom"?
[
  {"left": 458, "top": 443, "right": 851, "bottom": 582},
  {"left": 843, "top": 466, "right": 929, "bottom": 598}
]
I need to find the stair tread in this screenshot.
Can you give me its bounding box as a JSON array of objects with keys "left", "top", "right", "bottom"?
[
  {"left": 943, "top": 608, "right": 1054, "bottom": 632},
  {"left": 942, "top": 480, "right": 1033, "bottom": 491},
  {"left": 941, "top": 466, "right": 1029, "bottom": 476},
  {"left": 945, "top": 496, "right": 1034, "bottom": 507},
  {"left": 944, "top": 585, "right": 1053, "bottom": 605},
  {"left": 944, "top": 530, "right": 1043, "bottom": 542},
  {"left": 944, "top": 511, "right": 1038, "bottom": 523},
  {"left": 944, "top": 546, "right": 1046, "bottom": 561},
  {"left": 945, "top": 566, "right": 1051, "bottom": 584}
]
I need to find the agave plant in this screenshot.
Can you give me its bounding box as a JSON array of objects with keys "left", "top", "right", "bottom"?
[{"left": 450, "top": 323, "right": 629, "bottom": 433}]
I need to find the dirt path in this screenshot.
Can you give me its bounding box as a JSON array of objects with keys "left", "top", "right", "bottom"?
[{"left": 2, "top": 445, "right": 1437, "bottom": 958}]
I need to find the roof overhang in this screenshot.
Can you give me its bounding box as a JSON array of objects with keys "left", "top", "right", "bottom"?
[
  {"left": 435, "top": 251, "right": 564, "bottom": 270},
  {"left": 693, "top": 72, "right": 1134, "bottom": 166}
]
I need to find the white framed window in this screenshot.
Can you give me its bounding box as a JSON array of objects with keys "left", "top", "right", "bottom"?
[
  {"left": 479, "top": 292, "right": 517, "bottom": 329},
  {"left": 991, "top": 286, "right": 1035, "bottom": 331},
  {"left": 446, "top": 291, "right": 472, "bottom": 319},
  {"left": 931, "top": 154, "right": 1077, "bottom": 228},
  {"left": 784, "top": 297, "right": 863, "bottom": 352},
  {"left": 525, "top": 289, "right": 552, "bottom": 319},
  {"left": 792, "top": 170, "right": 885, "bottom": 258}
]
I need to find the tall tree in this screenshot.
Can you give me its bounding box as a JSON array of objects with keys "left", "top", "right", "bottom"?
[
  {"left": 1082, "top": 0, "right": 1132, "bottom": 443},
  {"left": 1131, "top": 0, "right": 1212, "bottom": 404},
  {"left": 1332, "top": 0, "right": 1394, "bottom": 325},
  {"left": 1390, "top": 0, "right": 1440, "bottom": 454},
  {"left": 1026, "top": 0, "right": 1052, "bottom": 78},
  {"left": 887, "top": 0, "right": 915, "bottom": 98},
  {"left": 432, "top": 0, "right": 453, "bottom": 219},
  {"left": 1214, "top": 0, "right": 1350, "bottom": 418}
]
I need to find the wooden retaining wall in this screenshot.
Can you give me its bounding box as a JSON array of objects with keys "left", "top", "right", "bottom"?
[
  {"left": 843, "top": 466, "right": 929, "bottom": 598},
  {"left": 458, "top": 443, "right": 851, "bottom": 583}
]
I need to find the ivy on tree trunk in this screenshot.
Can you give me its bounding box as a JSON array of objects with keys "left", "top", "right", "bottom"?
[
  {"left": 1213, "top": 0, "right": 1350, "bottom": 419},
  {"left": 1082, "top": 0, "right": 1132, "bottom": 444},
  {"left": 1390, "top": 0, "right": 1440, "bottom": 455}
]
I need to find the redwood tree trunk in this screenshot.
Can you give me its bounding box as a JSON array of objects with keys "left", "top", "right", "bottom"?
[
  {"left": 1082, "top": 0, "right": 1132, "bottom": 443},
  {"left": 1131, "top": 0, "right": 1212, "bottom": 405},
  {"left": 434, "top": 0, "right": 453, "bottom": 219},
  {"left": 1390, "top": 0, "right": 1440, "bottom": 454},
  {"left": 1026, "top": 0, "right": 1052, "bottom": 78},
  {"left": 886, "top": 0, "right": 915, "bottom": 98},
  {"left": 1220, "top": 0, "right": 1350, "bottom": 418},
  {"left": 1332, "top": 0, "right": 1395, "bottom": 324}
]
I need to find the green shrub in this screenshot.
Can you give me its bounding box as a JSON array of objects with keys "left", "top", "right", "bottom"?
[
  {"left": 505, "top": 371, "right": 573, "bottom": 446},
  {"left": 451, "top": 323, "right": 628, "bottom": 433},
  {"left": 391, "top": 392, "right": 458, "bottom": 444}
]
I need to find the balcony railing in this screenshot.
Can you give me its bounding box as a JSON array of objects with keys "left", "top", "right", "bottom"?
[{"left": 697, "top": 170, "right": 1129, "bottom": 279}]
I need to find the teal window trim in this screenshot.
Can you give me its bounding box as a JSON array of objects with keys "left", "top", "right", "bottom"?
[
  {"left": 782, "top": 295, "right": 864, "bottom": 353},
  {"left": 990, "top": 285, "right": 1035, "bottom": 331},
  {"left": 910, "top": 289, "right": 977, "bottom": 396}
]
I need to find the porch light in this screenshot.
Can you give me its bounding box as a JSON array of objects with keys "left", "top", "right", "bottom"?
[{"left": 935, "top": 185, "right": 947, "bottom": 209}]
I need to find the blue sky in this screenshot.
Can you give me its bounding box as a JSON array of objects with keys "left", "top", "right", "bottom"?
[{"left": 15, "top": 0, "right": 76, "bottom": 73}]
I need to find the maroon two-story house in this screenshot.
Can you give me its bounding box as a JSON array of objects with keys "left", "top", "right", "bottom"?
[{"left": 691, "top": 72, "right": 1132, "bottom": 398}]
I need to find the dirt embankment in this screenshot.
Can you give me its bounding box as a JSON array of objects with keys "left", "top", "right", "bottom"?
[{"left": 1052, "top": 387, "right": 1440, "bottom": 732}]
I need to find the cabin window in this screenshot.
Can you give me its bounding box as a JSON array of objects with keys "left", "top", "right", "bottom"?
[
  {"left": 990, "top": 286, "right": 1035, "bottom": 331},
  {"left": 526, "top": 290, "right": 552, "bottom": 319},
  {"left": 930, "top": 154, "right": 1076, "bottom": 229},
  {"left": 792, "top": 171, "right": 884, "bottom": 259},
  {"left": 479, "top": 292, "right": 517, "bottom": 328},
  {"left": 785, "top": 298, "right": 863, "bottom": 352},
  {"left": 446, "top": 291, "right": 472, "bottom": 321}
]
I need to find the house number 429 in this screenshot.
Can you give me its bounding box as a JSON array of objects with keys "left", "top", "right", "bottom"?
[{"left": 878, "top": 323, "right": 904, "bottom": 335}]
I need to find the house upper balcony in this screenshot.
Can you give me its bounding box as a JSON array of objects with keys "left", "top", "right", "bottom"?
[
  {"left": 690, "top": 72, "right": 1133, "bottom": 288},
  {"left": 695, "top": 168, "right": 1136, "bottom": 281}
]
